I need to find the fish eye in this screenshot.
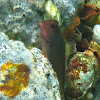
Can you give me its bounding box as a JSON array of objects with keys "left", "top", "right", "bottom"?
[{"left": 50, "top": 23, "right": 57, "bottom": 29}]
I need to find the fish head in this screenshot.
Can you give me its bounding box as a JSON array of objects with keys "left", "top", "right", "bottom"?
[{"left": 40, "top": 20, "right": 61, "bottom": 43}]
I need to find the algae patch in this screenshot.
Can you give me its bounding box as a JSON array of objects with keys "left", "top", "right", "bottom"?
[
  {"left": 44, "top": 1, "right": 61, "bottom": 25},
  {"left": 0, "top": 61, "right": 30, "bottom": 98}
]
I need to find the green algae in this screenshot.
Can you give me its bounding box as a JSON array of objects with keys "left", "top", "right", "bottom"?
[{"left": 44, "top": 1, "right": 61, "bottom": 25}]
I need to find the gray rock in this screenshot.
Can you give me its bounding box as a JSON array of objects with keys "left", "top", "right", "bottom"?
[
  {"left": 0, "top": 0, "right": 43, "bottom": 48},
  {"left": 0, "top": 32, "right": 61, "bottom": 100}
]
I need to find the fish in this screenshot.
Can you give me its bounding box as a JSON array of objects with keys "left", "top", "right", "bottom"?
[{"left": 40, "top": 20, "right": 65, "bottom": 99}]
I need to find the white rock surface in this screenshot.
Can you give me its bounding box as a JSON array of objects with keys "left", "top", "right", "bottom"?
[
  {"left": 93, "top": 24, "right": 100, "bottom": 45},
  {"left": 0, "top": 32, "right": 61, "bottom": 100}
]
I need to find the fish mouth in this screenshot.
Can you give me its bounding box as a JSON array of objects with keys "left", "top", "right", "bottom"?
[{"left": 40, "top": 23, "right": 44, "bottom": 30}]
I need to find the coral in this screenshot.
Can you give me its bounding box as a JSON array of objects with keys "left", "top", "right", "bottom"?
[
  {"left": 79, "top": 5, "right": 100, "bottom": 20},
  {"left": 87, "top": 0, "right": 100, "bottom": 9},
  {"left": 63, "top": 16, "right": 81, "bottom": 40},
  {"left": 64, "top": 51, "right": 99, "bottom": 99},
  {"left": 79, "top": 4, "right": 100, "bottom": 27}
]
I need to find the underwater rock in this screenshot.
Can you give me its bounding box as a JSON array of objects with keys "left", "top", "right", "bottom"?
[
  {"left": 0, "top": 32, "right": 61, "bottom": 100},
  {"left": 52, "top": 0, "right": 85, "bottom": 29},
  {"left": 29, "top": 0, "right": 45, "bottom": 10},
  {"left": 0, "top": 0, "right": 44, "bottom": 48},
  {"left": 93, "top": 24, "right": 100, "bottom": 45},
  {"left": 64, "top": 51, "right": 99, "bottom": 100}
]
